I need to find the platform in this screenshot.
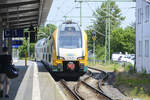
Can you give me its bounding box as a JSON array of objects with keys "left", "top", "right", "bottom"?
[{"left": 0, "top": 60, "right": 67, "bottom": 100}]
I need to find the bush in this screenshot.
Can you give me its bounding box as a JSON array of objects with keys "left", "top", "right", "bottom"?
[
  {"left": 96, "top": 45, "right": 105, "bottom": 60},
  {"left": 125, "top": 63, "right": 136, "bottom": 74},
  {"left": 18, "top": 39, "right": 35, "bottom": 58}
]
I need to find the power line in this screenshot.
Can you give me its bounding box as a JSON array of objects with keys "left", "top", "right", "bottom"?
[
  {"left": 86, "top": 1, "right": 135, "bottom": 28},
  {"left": 62, "top": 3, "right": 78, "bottom": 20},
  {"left": 85, "top": 0, "right": 135, "bottom": 24},
  {"left": 54, "top": 0, "right": 67, "bottom": 20}
]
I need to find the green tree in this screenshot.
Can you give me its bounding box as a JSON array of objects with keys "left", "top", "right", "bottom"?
[
  {"left": 38, "top": 24, "right": 57, "bottom": 40},
  {"left": 18, "top": 24, "right": 56, "bottom": 58},
  {"left": 93, "top": 1, "right": 125, "bottom": 46},
  {"left": 122, "top": 26, "right": 135, "bottom": 53},
  {"left": 110, "top": 28, "right": 124, "bottom": 53},
  {"left": 18, "top": 39, "right": 35, "bottom": 58},
  {"left": 87, "top": 1, "right": 125, "bottom": 59},
  {"left": 110, "top": 27, "right": 135, "bottom": 54},
  {"left": 86, "top": 29, "right": 93, "bottom": 51},
  {"left": 86, "top": 29, "right": 106, "bottom": 60},
  {"left": 18, "top": 39, "right": 27, "bottom": 58}
]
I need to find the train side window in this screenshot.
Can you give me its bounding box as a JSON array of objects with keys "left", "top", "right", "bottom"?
[
  {"left": 51, "top": 40, "right": 54, "bottom": 52},
  {"left": 47, "top": 46, "right": 49, "bottom": 53},
  {"left": 49, "top": 36, "right": 51, "bottom": 40},
  {"left": 49, "top": 54, "right": 51, "bottom": 62},
  {"left": 46, "top": 54, "right": 47, "bottom": 61}
]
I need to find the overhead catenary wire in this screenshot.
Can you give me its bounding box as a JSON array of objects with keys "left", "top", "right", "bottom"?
[
  {"left": 48, "top": 0, "right": 67, "bottom": 23},
  {"left": 63, "top": 4, "right": 77, "bottom": 17},
  {"left": 86, "top": 0, "right": 135, "bottom": 24},
  {"left": 85, "top": 0, "right": 135, "bottom": 28},
  {"left": 54, "top": 0, "right": 66, "bottom": 18}
]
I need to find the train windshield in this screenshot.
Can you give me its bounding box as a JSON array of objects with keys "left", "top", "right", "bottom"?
[{"left": 58, "top": 24, "right": 82, "bottom": 49}]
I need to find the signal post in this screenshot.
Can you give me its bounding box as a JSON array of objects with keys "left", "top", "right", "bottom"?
[{"left": 92, "top": 31, "right": 96, "bottom": 64}]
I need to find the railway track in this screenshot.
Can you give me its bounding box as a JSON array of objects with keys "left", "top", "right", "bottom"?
[
  {"left": 87, "top": 67, "right": 128, "bottom": 100},
  {"left": 60, "top": 72, "right": 113, "bottom": 100},
  {"left": 88, "top": 67, "right": 109, "bottom": 83},
  {"left": 75, "top": 76, "right": 112, "bottom": 100},
  {"left": 60, "top": 80, "right": 84, "bottom": 100},
  {"left": 46, "top": 63, "right": 126, "bottom": 100},
  {"left": 88, "top": 67, "right": 109, "bottom": 92}
]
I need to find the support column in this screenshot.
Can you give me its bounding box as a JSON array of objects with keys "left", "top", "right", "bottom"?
[
  {"left": 0, "top": 17, "right": 3, "bottom": 54},
  {"left": 8, "top": 38, "right": 12, "bottom": 55}
]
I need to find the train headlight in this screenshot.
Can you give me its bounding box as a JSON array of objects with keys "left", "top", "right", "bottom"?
[
  {"left": 57, "top": 56, "right": 65, "bottom": 60},
  {"left": 77, "top": 56, "right": 84, "bottom": 60}
]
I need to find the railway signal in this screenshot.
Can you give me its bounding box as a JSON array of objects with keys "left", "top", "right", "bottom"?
[
  {"left": 29, "top": 25, "right": 36, "bottom": 43},
  {"left": 30, "top": 31, "right": 36, "bottom": 43},
  {"left": 92, "top": 31, "right": 96, "bottom": 41},
  {"left": 24, "top": 32, "right": 28, "bottom": 40}
]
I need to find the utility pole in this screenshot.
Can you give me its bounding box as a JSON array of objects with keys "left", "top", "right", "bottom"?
[
  {"left": 105, "top": 0, "right": 111, "bottom": 64},
  {"left": 108, "top": 0, "right": 111, "bottom": 64},
  {"left": 75, "top": 0, "right": 83, "bottom": 27},
  {"left": 80, "top": 1, "right": 82, "bottom": 27},
  {"left": 105, "top": 14, "right": 108, "bottom": 63}
]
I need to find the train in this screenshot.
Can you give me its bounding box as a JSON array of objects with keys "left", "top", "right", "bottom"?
[{"left": 35, "top": 21, "right": 88, "bottom": 80}]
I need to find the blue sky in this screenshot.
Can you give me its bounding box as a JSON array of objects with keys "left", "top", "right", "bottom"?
[{"left": 46, "top": 0, "right": 136, "bottom": 29}]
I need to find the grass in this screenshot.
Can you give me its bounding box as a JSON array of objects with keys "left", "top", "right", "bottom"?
[
  {"left": 88, "top": 61, "right": 124, "bottom": 72},
  {"left": 88, "top": 62, "right": 150, "bottom": 100},
  {"left": 115, "top": 72, "right": 150, "bottom": 100}
]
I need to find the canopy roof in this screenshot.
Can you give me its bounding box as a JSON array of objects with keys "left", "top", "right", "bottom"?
[{"left": 0, "top": 0, "right": 53, "bottom": 29}]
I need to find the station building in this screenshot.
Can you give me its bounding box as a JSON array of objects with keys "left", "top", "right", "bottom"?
[{"left": 136, "top": 0, "right": 150, "bottom": 73}]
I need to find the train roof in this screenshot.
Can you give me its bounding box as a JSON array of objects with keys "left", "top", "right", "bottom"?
[
  {"left": 62, "top": 21, "right": 77, "bottom": 24},
  {"left": 59, "top": 22, "right": 81, "bottom": 32}
]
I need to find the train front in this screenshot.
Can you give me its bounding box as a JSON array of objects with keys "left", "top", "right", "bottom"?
[{"left": 55, "top": 22, "right": 88, "bottom": 78}]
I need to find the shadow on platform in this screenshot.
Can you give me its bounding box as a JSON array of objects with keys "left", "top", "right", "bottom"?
[{"left": 0, "top": 66, "right": 27, "bottom": 100}]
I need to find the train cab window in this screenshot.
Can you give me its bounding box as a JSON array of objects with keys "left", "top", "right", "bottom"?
[
  {"left": 58, "top": 24, "right": 82, "bottom": 49},
  {"left": 60, "top": 24, "right": 80, "bottom": 32},
  {"left": 65, "top": 27, "right": 75, "bottom": 31},
  {"left": 58, "top": 32, "right": 82, "bottom": 49}
]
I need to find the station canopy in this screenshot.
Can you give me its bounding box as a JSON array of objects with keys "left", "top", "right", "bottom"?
[{"left": 0, "top": 0, "right": 53, "bottom": 29}]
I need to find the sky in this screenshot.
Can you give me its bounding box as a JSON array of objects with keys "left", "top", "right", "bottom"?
[{"left": 45, "top": 0, "right": 136, "bottom": 29}]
